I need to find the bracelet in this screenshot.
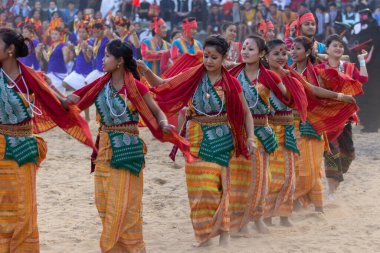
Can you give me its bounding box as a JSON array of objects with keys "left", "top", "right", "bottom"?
[
  {"left": 337, "top": 93, "right": 344, "bottom": 101},
  {"left": 359, "top": 59, "right": 366, "bottom": 67},
  {"left": 247, "top": 138, "right": 255, "bottom": 142},
  {"left": 159, "top": 119, "right": 168, "bottom": 127}
]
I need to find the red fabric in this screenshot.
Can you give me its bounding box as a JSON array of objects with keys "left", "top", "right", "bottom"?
[
  {"left": 230, "top": 63, "right": 308, "bottom": 122},
  {"left": 19, "top": 62, "right": 95, "bottom": 149},
  {"left": 151, "top": 64, "right": 248, "bottom": 158},
  {"left": 150, "top": 17, "right": 165, "bottom": 33},
  {"left": 316, "top": 62, "right": 368, "bottom": 84},
  {"left": 182, "top": 19, "right": 198, "bottom": 37},
  {"left": 162, "top": 52, "right": 203, "bottom": 78},
  {"left": 288, "top": 64, "right": 359, "bottom": 140},
  {"left": 74, "top": 71, "right": 192, "bottom": 162},
  {"left": 119, "top": 79, "right": 149, "bottom": 95}
]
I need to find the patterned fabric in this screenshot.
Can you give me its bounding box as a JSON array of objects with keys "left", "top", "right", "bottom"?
[
  {"left": 141, "top": 38, "right": 171, "bottom": 75},
  {"left": 237, "top": 69, "right": 278, "bottom": 153},
  {"left": 95, "top": 131, "right": 145, "bottom": 252},
  {"left": 0, "top": 72, "right": 40, "bottom": 166},
  {"left": 265, "top": 125, "right": 295, "bottom": 217},
  {"left": 269, "top": 92, "right": 299, "bottom": 153},
  {"left": 299, "top": 120, "right": 322, "bottom": 140},
  {"left": 294, "top": 119, "right": 324, "bottom": 208},
  {"left": 324, "top": 123, "right": 355, "bottom": 182},
  {"left": 95, "top": 82, "right": 145, "bottom": 175},
  {"left": 0, "top": 134, "right": 46, "bottom": 253},
  {"left": 249, "top": 141, "right": 269, "bottom": 221}
]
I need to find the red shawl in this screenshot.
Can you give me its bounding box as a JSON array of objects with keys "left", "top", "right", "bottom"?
[
  {"left": 151, "top": 64, "right": 248, "bottom": 158},
  {"left": 229, "top": 63, "right": 308, "bottom": 122},
  {"left": 19, "top": 62, "right": 94, "bottom": 149},
  {"left": 161, "top": 52, "right": 203, "bottom": 78},
  {"left": 74, "top": 71, "right": 191, "bottom": 161},
  {"left": 288, "top": 64, "right": 359, "bottom": 140},
  {"left": 316, "top": 68, "right": 363, "bottom": 96}
]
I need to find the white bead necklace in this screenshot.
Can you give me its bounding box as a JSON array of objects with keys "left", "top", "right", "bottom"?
[
  {"left": 105, "top": 81, "right": 128, "bottom": 117},
  {"left": 2, "top": 66, "right": 42, "bottom": 116}
]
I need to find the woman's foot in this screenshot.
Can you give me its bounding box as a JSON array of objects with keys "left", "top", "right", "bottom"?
[
  {"left": 280, "top": 217, "right": 292, "bottom": 227},
  {"left": 193, "top": 240, "right": 212, "bottom": 248},
  {"left": 255, "top": 219, "right": 270, "bottom": 234},
  {"left": 219, "top": 231, "right": 230, "bottom": 247},
  {"left": 315, "top": 207, "right": 324, "bottom": 213}
]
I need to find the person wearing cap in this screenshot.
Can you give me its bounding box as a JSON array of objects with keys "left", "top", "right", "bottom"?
[{"left": 141, "top": 17, "right": 171, "bottom": 76}]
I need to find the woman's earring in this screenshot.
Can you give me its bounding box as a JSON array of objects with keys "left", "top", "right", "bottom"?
[
  {"left": 9, "top": 52, "right": 13, "bottom": 57},
  {"left": 117, "top": 64, "right": 120, "bottom": 69}
]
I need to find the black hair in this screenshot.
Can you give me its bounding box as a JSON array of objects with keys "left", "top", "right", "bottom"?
[
  {"left": 221, "top": 22, "right": 236, "bottom": 33},
  {"left": 267, "top": 39, "right": 286, "bottom": 52},
  {"left": 203, "top": 34, "right": 229, "bottom": 56},
  {"left": 293, "top": 36, "right": 316, "bottom": 64},
  {"left": 183, "top": 17, "right": 196, "bottom": 24},
  {"left": 170, "top": 30, "right": 181, "bottom": 41},
  {"left": 93, "top": 23, "right": 105, "bottom": 30},
  {"left": 106, "top": 39, "right": 140, "bottom": 80},
  {"left": 325, "top": 34, "right": 344, "bottom": 48},
  {"left": 0, "top": 28, "right": 30, "bottom": 58}
]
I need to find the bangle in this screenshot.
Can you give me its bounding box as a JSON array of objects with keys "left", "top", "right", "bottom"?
[
  {"left": 337, "top": 93, "right": 344, "bottom": 101},
  {"left": 247, "top": 137, "right": 254, "bottom": 142},
  {"left": 359, "top": 59, "right": 366, "bottom": 67},
  {"left": 159, "top": 119, "right": 168, "bottom": 126}
]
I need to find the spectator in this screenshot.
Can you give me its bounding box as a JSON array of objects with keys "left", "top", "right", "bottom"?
[
  {"left": 138, "top": 0, "right": 151, "bottom": 20},
  {"left": 256, "top": 1, "right": 268, "bottom": 19},
  {"left": 29, "top": 1, "right": 46, "bottom": 21},
  {"left": 10, "top": 0, "right": 31, "bottom": 18},
  {"left": 232, "top": 0, "right": 241, "bottom": 24},
  {"left": 174, "top": 0, "right": 192, "bottom": 26},
  {"left": 148, "top": 0, "right": 160, "bottom": 19},
  {"left": 315, "top": 5, "right": 327, "bottom": 41},
  {"left": 326, "top": 3, "right": 342, "bottom": 36},
  {"left": 223, "top": 0, "right": 234, "bottom": 21},
  {"left": 282, "top": 5, "right": 298, "bottom": 26},
  {"left": 46, "top": 1, "right": 62, "bottom": 21},
  {"left": 242, "top": 1, "right": 255, "bottom": 34},
  {"left": 190, "top": 0, "right": 208, "bottom": 31},
  {"left": 342, "top": 4, "right": 359, "bottom": 26},
  {"left": 267, "top": 3, "right": 283, "bottom": 36},
  {"left": 160, "top": 0, "right": 175, "bottom": 25},
  {"left": 122, "top": 0, "right": 133, "bottom": 19},
  {"left": 62, "top": 1, "right": 78, "bottom": 24},
  {"left": 298, "top": 3, "right": 308, "bottom": 15},
  {"left": 207, "top": 3, "right": 223, "bottom": 35}
]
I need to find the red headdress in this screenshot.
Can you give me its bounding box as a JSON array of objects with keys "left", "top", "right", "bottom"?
[
  {"left": 150, "top": 17, "right": 165, "bottom": 33},
  {"left": 112, "top": 16, "right": 130, "bottom": 27},
  {"left": 90, "top": 18, "right": 106, "bottom": 31},
  {"left": 182, "top": 18, "right": 197, "bottom": 37},
  {"left": 296, "top": 12, "right": 315, "bottom": 36}
]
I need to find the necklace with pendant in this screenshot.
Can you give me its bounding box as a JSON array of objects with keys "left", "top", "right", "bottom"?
[{"left": 205, "top": 74, "right": 222, "bottom": 100}]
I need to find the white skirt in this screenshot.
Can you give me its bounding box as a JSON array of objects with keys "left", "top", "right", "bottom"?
[
  {"left": 63, "top": 71, "right": 86, "bottom": 90},
  {"left": 84, "top": 69, "right": 104, "bottom": 85},
  {"left": 46, "top": 72, "right": 67, "bottom": 95}
]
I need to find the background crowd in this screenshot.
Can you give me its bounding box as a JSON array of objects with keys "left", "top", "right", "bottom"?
[{"left": 1, "top": 0, "right": 379, "bottom": 62}]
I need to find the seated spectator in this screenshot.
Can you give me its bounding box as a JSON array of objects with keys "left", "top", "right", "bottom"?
[
  {"left": 62, "top": 1, "right": 78, "bottom": 24},
  {"left": 207, "top": 3, "right": 224, "bottom": 35},
  {"left": 223, "top": 0, "right": 234, "bottom": 21},
  {"left": 191, "top": 0, "right": 208, "bottom": 31},
  {"left": 326, "top": 3, "right": 342, "bottom": 36},
  {"left": 160, "top": 0, "right": 175, "bottom": 25},
  {"left": 148, "top": 0, "right": 160, "bottom": 19},
  {"left": 10, "top": 0, "right": 31, "bottom": 18},
  {"left": 268, "top": 3, "right": 283, "bottom": 37},
  {"left": 243, "top": 1, "right": 255, "bottom": 34},
  {"left": 46, "top": 1, "right": 63, "bottom": 21},
  {"left": 282, "top": 5, "right": 297, "bottom": 26},
  {"left": 138, "top": 0, "right": 151, "bottom": 20},
  {"left": 342, "top": 4, "right": 359, "bottom": 26}
]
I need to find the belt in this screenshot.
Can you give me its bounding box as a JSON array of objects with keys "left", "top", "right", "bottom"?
[
  {"left": 100, "top": 123, "right": 139, "bottom": 136},
  {"left": 252, "top": 114, "right": 269, "bottom": 127},
  {"left": 269, "top": 112, "right": 294, "bottom": 126},
  {"left": 0, "top": 121, "right": 33, "bottom": 137},
  {"left": 191, "top": 114, "right": 228, "bottom": 126}
]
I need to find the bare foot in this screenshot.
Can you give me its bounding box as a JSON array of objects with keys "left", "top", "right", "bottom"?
[
  {"left": 263, "top": 217, "right": 274, "bottom": 227},
  {"left": 293, "top": 200, "right": 302, "bottom": 212},
  {"left": 219, "top": 231, "right": 230, "bottom": 247},
  {"left": 231, "top": 224, "right": 254, "bottom": 238},
  {"left": 315, "top": 207, "right": 324, "bottom": 213},
  {"left": 193, "top": 240, "right": 212, "bottom": 248},
  {"left": 280, "top": 217, "right": 292, "bottom": 227},
  {"left": 255, "top": 219, "right": 270, "bottom": 234}
]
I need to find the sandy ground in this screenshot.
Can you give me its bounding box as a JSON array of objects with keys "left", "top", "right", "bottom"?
[{"left": 36, "top": 108, "right": 380, "bottom": 253}]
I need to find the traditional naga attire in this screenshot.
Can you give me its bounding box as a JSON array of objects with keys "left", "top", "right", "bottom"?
[
  {"left": 316, "top": 61, "right": 366, "bottom": 182},
  {"left": 288, "top": 62, "right": 360, "bottom": 208},
  {"left": 0, "top": 62, "right": 93, "bottom": 253},
  {"left": 151, "top": 64, "right": 250, "bottom": 243},
  {"left": 74, "top": 71, "right": 190, "bottom": 253}
]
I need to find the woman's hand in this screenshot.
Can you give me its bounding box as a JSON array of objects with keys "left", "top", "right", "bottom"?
[
  {"left": 357, "top": 49, "right": 368, "bottom": 61},
  {"left": 159, "top": 119, "right": 174, "bottom": 134},
  {"left": 341, "top": 95, "right": 356, "bottom": 104},
  {"left": 137, "top": 60, "right": 149, "bottom": 74},
  {"left": 247, "top": 138, "right": 256, "bottom": 155},
  {"left": 66, "top": 94, "right": 81, "bottom": 104}
]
